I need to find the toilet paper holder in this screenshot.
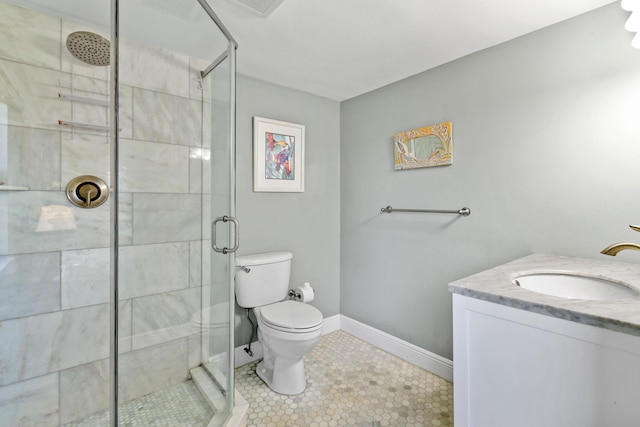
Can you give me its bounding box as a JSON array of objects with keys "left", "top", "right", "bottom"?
[
  {"left": 288, "top": 282, "right": 315, "bottom": 302},
  {"left": 288, "top": 289, "right": 301, "bottom": 299}
]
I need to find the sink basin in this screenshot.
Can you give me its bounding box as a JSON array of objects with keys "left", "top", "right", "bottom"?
[{"left": 513, "top": 273, "right": 639, "bottom": 301}]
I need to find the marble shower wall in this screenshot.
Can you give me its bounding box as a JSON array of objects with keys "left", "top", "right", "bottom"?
[{"left": 0, "top": 2, "right": 213, "bottom": 426}]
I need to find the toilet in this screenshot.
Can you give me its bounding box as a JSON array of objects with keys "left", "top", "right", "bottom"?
[{"left": 235, "top": 251, "right": 323, "bottom": 395}]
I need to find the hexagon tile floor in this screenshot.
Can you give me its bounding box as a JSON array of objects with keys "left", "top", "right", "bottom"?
[
  {"left": 62, "top": 380, "right": 213, "bottom": 427},
  {"left": 235, "top": 330, "right": 453, "bottom": 427}
]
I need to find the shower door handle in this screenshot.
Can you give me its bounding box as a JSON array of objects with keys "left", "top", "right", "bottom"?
[{"left": 212, "top": 216, "right": 239, "bottom": 254}]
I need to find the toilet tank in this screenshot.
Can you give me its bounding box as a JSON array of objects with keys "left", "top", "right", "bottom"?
[{"left": 235, "top": 251, "right": 293, "bottom": 308}]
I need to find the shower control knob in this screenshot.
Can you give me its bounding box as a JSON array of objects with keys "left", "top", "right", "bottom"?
[{"left": 66, "top": 175, "right": 109, "bottom": 208}]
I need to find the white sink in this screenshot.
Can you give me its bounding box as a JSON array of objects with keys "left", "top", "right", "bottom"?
[{"left": 513, "top": 273, "right": 639, "bottom": 301}]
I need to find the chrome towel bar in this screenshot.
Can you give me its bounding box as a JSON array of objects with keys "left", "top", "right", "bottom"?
[{"left": 380, "top": 205, "right": 471, "bottom": 216}]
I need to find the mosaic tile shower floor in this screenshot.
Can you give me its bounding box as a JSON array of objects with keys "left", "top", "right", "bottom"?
[
  {"left": 62, "top": 380, "right": 214, "bottom": 427},
  {"left": 235, "top": 330, "right": 453, "bottom": 427}
]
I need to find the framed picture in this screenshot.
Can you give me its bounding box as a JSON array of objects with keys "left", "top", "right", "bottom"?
[
  {"left": 253, "top": 116, "right": 305, "bottom": 192},
  {"left": 394, "top": 121, "right": 453, "bottom": 170}
]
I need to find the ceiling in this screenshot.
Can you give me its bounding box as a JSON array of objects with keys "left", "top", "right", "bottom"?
[
  {"left": 14, "top": 0, "right": 618, "bottom": 101},
  {"left": 210, "top": 0, "right": 617, "bottom": 101}
]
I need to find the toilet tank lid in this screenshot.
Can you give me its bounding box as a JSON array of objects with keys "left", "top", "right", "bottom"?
[{"left": 236, "top": 251, "right": 292, "bottom": 266}]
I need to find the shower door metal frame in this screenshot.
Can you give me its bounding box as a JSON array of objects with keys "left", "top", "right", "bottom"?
[
  {"left": 109, "top": 1, "right": 238, "bottom": 425},
  {"left": 202, "top": 15, "right": 238, "bottom": 426},
  {"left": 109, "top": 1, "right": 119, "bottom": 425},
  {"left": 205, "top": 40, "right": 238, "bottom": 424}
]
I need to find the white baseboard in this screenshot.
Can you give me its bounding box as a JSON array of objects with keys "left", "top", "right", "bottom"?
[
  {"left": 340, "top": 315, "right": 453, "bottom": 382},
  {"left": 321, "top": 314, "right": 341, "bottom": 335},
  {"left": 233, "top": 314, "right": 453, "bottom": 381},
  {"left": 234, "top": 341, "right": 263, "bottom": 367}
]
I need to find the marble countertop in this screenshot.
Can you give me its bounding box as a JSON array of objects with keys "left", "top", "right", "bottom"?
[{"left": 448, "top": 254, "right": 640, "bottom": 337}]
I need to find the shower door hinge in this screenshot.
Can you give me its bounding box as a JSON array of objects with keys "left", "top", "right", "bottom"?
[{"left": 211, "top": 216, "right": 239, "bottom": 254}]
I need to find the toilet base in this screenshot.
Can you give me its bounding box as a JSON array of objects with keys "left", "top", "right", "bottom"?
[{"left": 256, "top": 356, "right": 307, "bottom": 395}]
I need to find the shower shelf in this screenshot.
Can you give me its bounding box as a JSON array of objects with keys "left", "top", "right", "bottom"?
[
  {"left": 58, "top": 89, "right": 110, "bottom": 134},
  {"left": 0, "top": 185, "right": 30, "bottom": 191},
  {"left": 58, "top": 120, "right": 110, "bottom": 133},
  {"left": 59, "top": 92, "right": 109, "bottom": 106}
]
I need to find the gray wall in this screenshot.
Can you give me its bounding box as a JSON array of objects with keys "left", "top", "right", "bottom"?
[
  {"left": 340, "top": 4, "right": 640, "bottom": 360},
  {"left": 235, "top": 75, "right": 341, "bottom": 346}
]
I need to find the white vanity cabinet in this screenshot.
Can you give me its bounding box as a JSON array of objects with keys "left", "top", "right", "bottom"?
[{"left": 452, "top": 294, "right": 640, "bottom": 427}]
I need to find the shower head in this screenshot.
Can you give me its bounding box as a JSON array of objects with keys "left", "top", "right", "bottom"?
[{"left": 66, "top": 31, "right": 110, "bottom": 66}]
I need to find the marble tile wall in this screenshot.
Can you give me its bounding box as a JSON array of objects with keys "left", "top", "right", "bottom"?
[
  {"left": 0, "top": 304, "right": 110, "bottom": 386},
  {"left": 132, "top": 194, "right": 202, "bottom": 244},
  {"left": 1, "top": 191, "right": 111, "bottom": 255},
  {"left": 132, "top": 87, "right": 202, "bottom": 146},
  {"left": 59, "top": 360, "right": 110, "bottom": 425},
  {"left": 61, "top": 248, "right": 110, "bottom": 309},
  {"left": 0, "top": 58, "right": 108, "bottom": 132},
  {"left": 131, "top": 287, "right": 201, "bottom": 350},
  {"left": 0, "top": 252, "right": 60, "bottom": 320},
  {"left": 118, "top": 339, "right": 190, "bottom": 402},
  {"left": 0, "top": 3, "right": 60, "bottom": 69},
  {"left": 119, "top": 139, "right": 190, "bottom": 193},
  {"left": 118, "top": 242, "right": 191, "bottom": 300},
  {"left": 0, "top": 374, "right": 59, "bottom": 427},
  {"left": 0, "top": 2, "right": 219, "bottom": 425}
]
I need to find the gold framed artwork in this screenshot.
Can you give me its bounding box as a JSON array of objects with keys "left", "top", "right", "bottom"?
[
  {"left": 394, "top": 121, "right": 453, "bottom": 170},
  {"left": 253, "top": 116, "right": 305, "bottom": 192}
]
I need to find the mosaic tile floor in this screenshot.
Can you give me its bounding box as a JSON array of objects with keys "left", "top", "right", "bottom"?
[
  {"left": 62, "top": 380, "right": 214, "bottom": 427},
  {"left": 235, "top": 330, "right": 453, "bottom": 427}
]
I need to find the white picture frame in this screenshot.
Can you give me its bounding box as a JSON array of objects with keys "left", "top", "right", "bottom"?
[{"left": 253, "top": 116, "right": 305, "bottom": 192}]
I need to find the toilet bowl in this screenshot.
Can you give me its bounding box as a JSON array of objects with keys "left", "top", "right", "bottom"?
[
  {"left": 235, "top": 252, "right": 323, "bottom": 395},
  {"left": 254, "top": 300, "right": 323, "bottom": 395}
]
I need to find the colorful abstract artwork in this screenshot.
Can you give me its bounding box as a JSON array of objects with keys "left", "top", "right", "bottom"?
[
  {"left": 253, "top": 117, "right": 305, "bottom": 192},
  {"left": 265, "top": 132, "right": 295, "bottom": 180},
  {"left": 394, "top": 122, "right": 453, "bottom": 170}
]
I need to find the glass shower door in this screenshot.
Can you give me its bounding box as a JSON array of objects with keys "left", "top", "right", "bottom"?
[
  {"left": 0, "top": 1, "right": 114, "bottom": 425},
  {"left": 0, "top": 0, "right": 236, "bottom": 425},
  {"left": 114, "top": 1, "right": 235, "bottom": 426},
  {"left": 118, "top": 1, "right": 232, "bottom": 426},
  {"left": 200, "top": 44, "right": 237, "bottom": 426}
]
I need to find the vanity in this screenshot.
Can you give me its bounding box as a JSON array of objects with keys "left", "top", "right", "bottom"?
[{"left": 449, "top": 254, "right": 640, "bottom": 427}]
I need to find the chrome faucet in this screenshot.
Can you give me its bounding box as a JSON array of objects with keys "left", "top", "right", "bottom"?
[{"left": 601, "top": 225, "right": 640, "bottom": 256}]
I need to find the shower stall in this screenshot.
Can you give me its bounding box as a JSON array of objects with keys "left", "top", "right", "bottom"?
[{"left": 0, "top": 0, "right": 238, "bottom": 425}]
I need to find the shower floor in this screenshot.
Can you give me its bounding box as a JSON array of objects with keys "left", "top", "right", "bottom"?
[{"left": 62, "top": 379, "right": 214, "bottom": 427}]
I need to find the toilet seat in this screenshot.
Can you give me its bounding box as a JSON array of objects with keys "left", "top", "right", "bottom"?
[{"left": 259, "top": 300, "right": 323, "bottom": 333}]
